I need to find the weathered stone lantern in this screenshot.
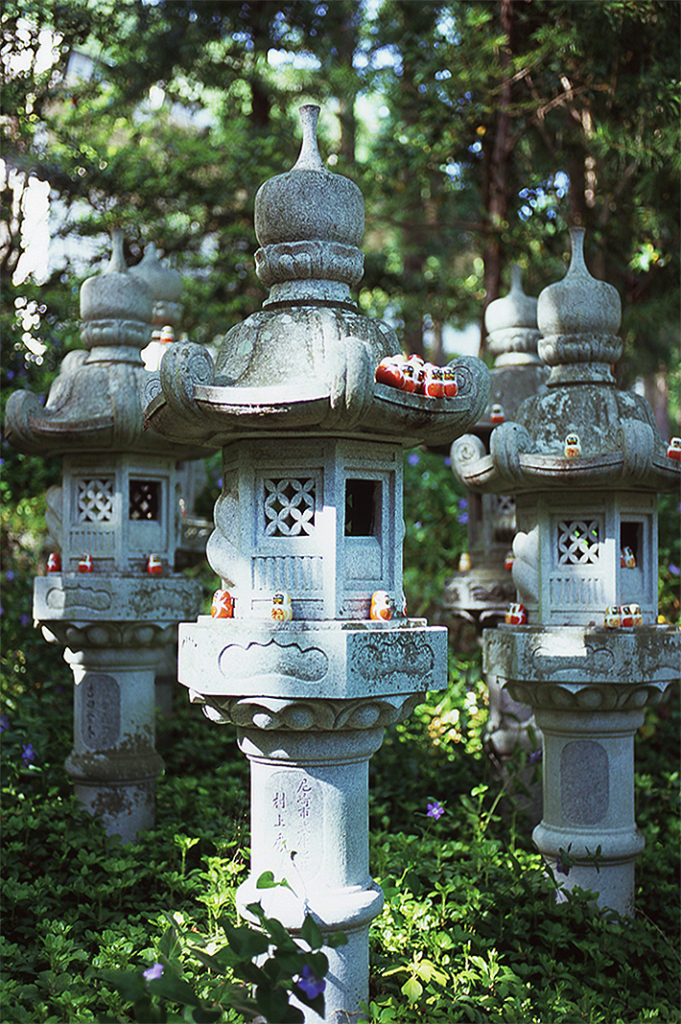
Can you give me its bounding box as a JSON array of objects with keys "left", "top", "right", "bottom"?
[
  {"left": 452, "top": 227, "right": 680, "bottom": 915},
  {"left": 143, "top": 105, "right": 489, "bottom": 1021},
  {"left": 4, "top": 233, "right": 203, "bottom": 842},
  {"left": 447, "top": 266, "right": 547, "bottom": 767}
]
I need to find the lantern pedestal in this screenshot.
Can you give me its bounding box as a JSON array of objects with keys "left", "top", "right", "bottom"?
[
  {"left": 182, "top": 617, "right": 447, "bottom": 1023},
  {"left": 35, "top": 573, "right": 202, "bottom": 842},
  {"left": 485, "top": 624, "right": 679, "bottom": 915}
]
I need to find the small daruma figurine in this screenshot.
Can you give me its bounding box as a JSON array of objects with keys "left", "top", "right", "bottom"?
[
  {"left": 620, "top": 603, "right": 643, "bottom": 627},
  {"left": 78, "top": 553, "right": 94, "bottom": 573},
  {"left": 271, "top": 592, "right": 293, "bottom": 621},
  {"left": 667, "top": 437, "right": 681, "bottom": 461},
  {"left": 422, "top": 364, "right": 445, "bottom": 398},
  {"left": 620, "top": 546, "right": 636, "bottom": 569},
  {"left": 490, "top": 403, "right": 505, "bottom": 425},
  {"left": 604, "top": 605, "right": 621, "bottom": 628},
  {"left": 504, "top": 551, "right": 514, "bottom": 571},
  {"left": 146, "top": 553, "right": 163, "bottom": 575},
  {"left": 505, "top": 602, "right": 527, "bottom": 625},
  {"left": 159, "top": 325, "right": 175, "bottom": 344},
  {"left": 211, "top": 589, "right": 234, "bottom": 619},
  {"left": 370, "top": 590, "right": 392, "bottom": 621},
  {"left": 46, "top": 552, "right": 61, "bottom": 573},
  {"left": 441, "top": 365, "right": 458, "bottom": 398},
  {"left": 458, "top": 552, "right": 472, "bottom": 572},
  {"left": 399, "top": 356, "right": 422, "bottom": 394},
  {"left": 375, "top": 355, "right": 404, "bottom": 390},
  {"left": 564, "top": 433, "right": 582, "bottom": 458}
]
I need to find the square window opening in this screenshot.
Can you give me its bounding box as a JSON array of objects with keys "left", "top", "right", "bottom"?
[
  {"left": 620, "top": 521, "right": 642, "bottom": 563},
  {"left": 345, "top": 479, "right": 380, "bottom": 537},
  {"left": 129, "top": 480, "right": 161, "bottom": 521}
]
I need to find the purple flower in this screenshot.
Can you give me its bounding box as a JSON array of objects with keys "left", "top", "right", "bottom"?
[
  {"left": 457, "top": 513, "right": 469, "bottom": 525},
  {"left": 443, "top": 456, "right": 451, "bottom": 467},
  {"left": 216, "top": 477, "right": 223, "bottom": 488},
  {"left": 529, "top": 749, "right": 542, "bottom": 765},
  {"left": 20, "top": 613, "right": 31, "bottom": 627},
  {"left": 143, "top": 963, "right": 164, "bottom": 981},
  {"left": 22, "top": 743, "right": 35, "bottom": 764},
  {"left": 297, "top": 963, "right": 325, "bottom": 1000},
  {"left": 0, "top": 715, "right": 10, "bottom": 732},
  {"left": 669, "top": 563, "right": 680, "bottom": 577},
  {"left": 458, "top": 498, "right": 468, "bottom": 509},
  {"left": 407, "top": 452, "right": 420, "bottom": 466},
  {"left": 426, "top": 800, "right": 444, "bottom": 820},
  {"left": 5, "top": 571, "right": 15, "bottom": 581}
]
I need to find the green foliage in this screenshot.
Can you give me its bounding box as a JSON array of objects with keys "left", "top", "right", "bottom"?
[{"left": 98, "top": 880, "right": 342, "bottom": 1024}]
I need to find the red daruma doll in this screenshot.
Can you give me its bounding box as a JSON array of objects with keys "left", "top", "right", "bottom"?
[
  {"left": 78, "top": 553, "right": 94, "bottom": 573},
  {"left": 505, "top": 602, "right": 527, "bottom": 625},
  {"left": 375, "top": 356, "right": 404, "bottom": 390},
  {"left": 211, "top": 589, "right": 234, "bottom": 619},
  {"left": 441, "top": 365, "right": 458, "bottom": 397},
  {"left": 422, "top": 364, "right": 445, "bottom": 398},
  {"left": 146, "top": 554, "right": 163, "bottom": 575},
  {"left": 370, "top": 590, "right": 392, "bottom": 620},
  {"left": 47, "top": 552, "right": 61, "bottom": 573}
]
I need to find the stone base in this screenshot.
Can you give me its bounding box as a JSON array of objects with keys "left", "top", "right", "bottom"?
[
  {"left": 72, "top": 778, "right": 156, "bottom": 844},
  {"left": 483, "top": 624, "right": 679, "bottom": 916},
  {"left": 179, "top": 617, "right": 447, "bottom": 701}
]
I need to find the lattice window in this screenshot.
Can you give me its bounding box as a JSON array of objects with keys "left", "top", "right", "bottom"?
[
  {"left": 494, "top": 494, "right": 516, "bottom": 517},
  {"left": 264, "top": 478, "right": 316, "bottom": 536},
  {"left": 557, "top": 519, "right": 601, "bottom": 564},
  {"left": 76, "top": 478, "right": 115, "bottom": 522},
  {"left": 129, "top": 480, "right": 160, "bottom": 521}
]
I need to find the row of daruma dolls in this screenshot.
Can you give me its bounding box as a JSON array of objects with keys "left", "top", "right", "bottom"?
[
  {"left": 210, "top": 588, "right": 401, "bottom": 622},
  {"left": 375, "top": 354, "right": 458, "bottom": 398},
  {"left": 503, "top": 600, "right": 644, "bottom": 628},
  {"left": 46, "top": 552, "right": 164, "bottom": 574}
]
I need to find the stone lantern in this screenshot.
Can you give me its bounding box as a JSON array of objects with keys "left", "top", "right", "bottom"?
[
  {"left": 452, "top": 227, "right": 680, "bottom": 915},
  {"left": 4, "top": 232, "right": 203, "bottom": 842},
  {"left": 143, "top": 105, "right": 489, "bottom": 1021},
  {"left": 447, "top": 266, "right": 548, "bottom": 768}
]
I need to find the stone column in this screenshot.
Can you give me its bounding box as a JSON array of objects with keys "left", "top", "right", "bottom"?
[
  {"left": 202, "top": 696, "right": 415, "bottom": 1022},
  {"left": 34, "top": 573, "right": 201, "bottom": 841},
  {"left": 60, "top": 632, "right": 167, "bottom": 841},
  {"left": 485, "top": 625, "right": 679, "bottom": 915}
]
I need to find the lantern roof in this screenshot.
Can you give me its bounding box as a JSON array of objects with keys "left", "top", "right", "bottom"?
[
  {"left": 452, "top": 228, "right": 679, "bottom": 493},
  {"left": 4, "top": 231, "right": 201, "bottom": 459},
  {"left": 143, "top": 104, "right": 489, "bottom": 449}
]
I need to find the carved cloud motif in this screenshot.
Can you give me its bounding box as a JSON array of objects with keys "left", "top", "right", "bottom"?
[
  {"left": 351, "top": 635, "right": 435, "bottom": 680},
  {"left": 218, "top": 639, "right": 329, "bottom": 684}
]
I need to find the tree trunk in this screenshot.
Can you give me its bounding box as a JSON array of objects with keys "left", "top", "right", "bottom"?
[{"left": 480, "top": 0, "right": 514, "bottom": 356}]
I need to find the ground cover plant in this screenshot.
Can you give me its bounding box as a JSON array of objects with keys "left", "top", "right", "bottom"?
[{"left": 1, "top": 450, "right": 680, "bottom": 1022}]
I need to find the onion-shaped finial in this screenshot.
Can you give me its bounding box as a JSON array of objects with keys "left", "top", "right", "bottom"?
[
  {"left": 537, "top": 227, "right": 621, "bottom": 339},
  {"left": 293, "top": 104, "right": 325, "bottom": 171}
]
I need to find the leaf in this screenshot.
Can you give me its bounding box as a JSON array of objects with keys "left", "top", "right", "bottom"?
[
  {"left": 401, "top": 976, "right": 423, "bottom": 1002},
  {"left": 255, "top": 982, "right": 303, "bottom": 1023},
  {"left": 224, "top": 923, "right": 269, "bottom": 960},
  {"left": 300, "top": 913, "right": 323, "bottom": 950},
  {"left": 256, "top": 870, "right": 278, "bottom": 888}
]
